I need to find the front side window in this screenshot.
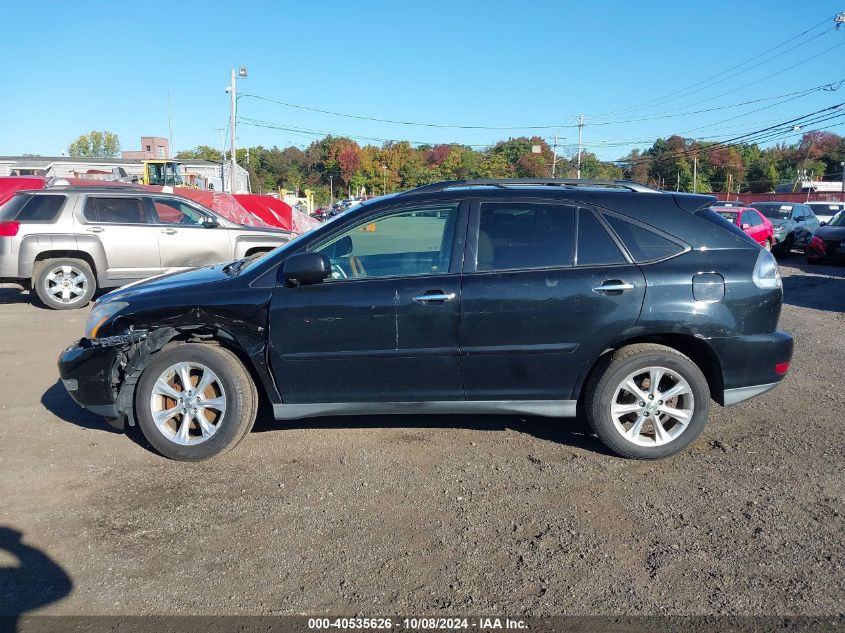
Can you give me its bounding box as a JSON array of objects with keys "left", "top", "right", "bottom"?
[
  {"left": 603, "top": 214, "right": 685, "bottom": 263},
  {"left": 0, "top": 194, "right": 65, "bottom": 222},
  {"left": 477, "top": 203, "right": 575, "bottom": 271},
  {"left": 151, "top": 198, "right": 208, "bottom": 225},
  {"left": 314, "top": 204, "right": 458, "bottom": 280},
  {"left": 84, "top": 197, "right": 147, "bottom": 224}
]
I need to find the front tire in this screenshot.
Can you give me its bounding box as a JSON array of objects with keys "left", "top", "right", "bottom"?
[
  {"left": 33, "top": 258, "right": 96, "bottom": 310},
  {"left": 135, "top": 343, "right": 258, "bottom": 461},
  {"left": 584, "top": 344, "right": 711, "bottom": 459}
]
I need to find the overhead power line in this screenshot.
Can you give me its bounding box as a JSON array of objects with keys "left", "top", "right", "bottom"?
[{"left": 592, "top": 14, "right": 839, "bottom": 119}]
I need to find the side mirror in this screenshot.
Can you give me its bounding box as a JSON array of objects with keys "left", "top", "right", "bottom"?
[
  {"left": 741, "top": 223, "right": 751, "bottom": 230},
  {"left": 820, "top": 221, "right": 827, "bottom": 227},
  {"left": 280, "top": 252, "right": 331, "bottom": 287},
  {"left": 201, "top": 216, "right": 219, "bottom": 228}
]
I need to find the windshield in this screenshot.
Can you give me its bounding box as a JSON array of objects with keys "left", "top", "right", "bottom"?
[
  {"left": 751, "top": 203, "right": 792, "bottom": 219},
  {"left": 829, "top": 212, "right": 845, "bottom": 227},
  {"left": 714, "top": 209, "right": 738, "bottom": 222}
]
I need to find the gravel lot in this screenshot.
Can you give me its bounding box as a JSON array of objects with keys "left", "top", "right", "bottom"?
[{"left": 0, "top": 260, "right": 843, "bottom": 617}]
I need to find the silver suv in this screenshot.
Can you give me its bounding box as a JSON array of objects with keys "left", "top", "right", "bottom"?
[{"left": 0, "top": 187, "right": 292, "bottom": 309}]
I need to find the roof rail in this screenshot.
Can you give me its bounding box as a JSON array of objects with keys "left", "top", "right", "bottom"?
[{"left": 406, "top": 178, "right": 660, "bottom": 195}]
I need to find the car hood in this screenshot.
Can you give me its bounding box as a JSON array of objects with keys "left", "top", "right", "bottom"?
[
  {"left": 768, "top": 218, "right": 791, "bottom": 228},
  {"left": 100, "top": 264, "right": 233, "bottom": 303},
  {"left": 815, "top": 225, "right": 845, "bottom": 240}
]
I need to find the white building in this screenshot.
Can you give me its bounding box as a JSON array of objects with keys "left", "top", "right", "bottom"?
[{"left": 0, "top": 156, "right": 251, "bottom": 193}]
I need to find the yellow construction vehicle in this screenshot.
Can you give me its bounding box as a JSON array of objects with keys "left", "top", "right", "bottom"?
[{"left": 137, "top": 160, "right": 198, "bottom": 188}]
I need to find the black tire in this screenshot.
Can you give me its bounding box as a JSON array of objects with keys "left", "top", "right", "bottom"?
[
  {"left": 33, "top": 258, "right": 96, "bottom": 310},
  {"left": 775, "top": 233, "right": 794, "bottom": 258},
  {"left": 584, "top": 343, "right": 711, "bottom": 459},
  {"left": 135, "top": 343, "right": 258, "bottom": 461}
]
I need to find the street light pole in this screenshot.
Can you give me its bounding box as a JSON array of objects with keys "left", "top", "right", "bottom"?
[
  {"left": 841, "top": 161, "right": 844, "bottom": 203},
  {"left": 382, "top": 165, "right": 387, "bottom": 196},
  {"left": 576, "top": 114, "right": 584, "bottom": 179}
]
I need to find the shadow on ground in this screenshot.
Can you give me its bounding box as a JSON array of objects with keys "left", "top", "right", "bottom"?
[
  {"left": 40, "top": 380, "right": 121, "bottom": 433},
  {"left": 252, "top": 403, "right": 614, "bottom": 457},
  {"left": 0, "top": 285, "right": 30, "bottom": 306},
  {"left": 782, "top": 264, "right": 845, "bottom": 312},
  {"left": 0, "top": 526, "right": 72, "bottom": 616}
]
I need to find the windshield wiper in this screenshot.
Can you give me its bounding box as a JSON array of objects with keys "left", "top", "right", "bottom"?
[{"left": 223, "top": 258, "right": 248, "bottom": 275}]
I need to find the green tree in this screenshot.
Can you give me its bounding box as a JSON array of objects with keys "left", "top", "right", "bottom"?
[
  {"left": 176, "top": 145, "right": 223, "bottom": 161},
  {"left": 67, "top": 130, "right": 120, "bottom": 158}
]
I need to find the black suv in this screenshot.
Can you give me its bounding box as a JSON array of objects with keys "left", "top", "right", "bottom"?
[{"left": 58, "top": 179, "right": 793, "bottom": 461}]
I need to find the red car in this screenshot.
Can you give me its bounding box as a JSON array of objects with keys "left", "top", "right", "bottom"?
[{"left": 713, "top": 206, "right": 774, "bottom": 251}]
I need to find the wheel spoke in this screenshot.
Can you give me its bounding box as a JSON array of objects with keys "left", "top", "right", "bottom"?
[
  {"left": 652, "top": 417, "right": 670, "bottom": 444},
  {"left": 194, "top": 369, "right": 215, "bottom": 395},
  {"left": 660, "top": 381, "right": 690, "bottom": 401},
  {"left": 152, "top": 406, "right": 180, "bottom": 428},
  {"left": 61, "top": 265, "right": 72, "bottom": 274},
  {"left": 176, "top": 362, "right": 194, "bottom": 391},
  {"left": 612, "top": 402, "right": 641, "bottom": 416},
  {"left": 153, "top": 378, "right": 181, "bottom": 400},
  {"left": 195, "top": 413, "right": 217, "bottom": 438},
  {"left": 48, "top": 285, "right": 63, "bottom": 296},
  {"left": 648, "top": 368, "right": 664, "bottom": 396},
  {"left": 623, "top": 378, "right": 647, "bottom": 401},
  {"left": 61, "top": 288, "right": 71, "bottom": 300},
  {"left": 46, "top": 272, "right": 60, "bottom": 283},
  {"left": 625, "top": 414, "right": 647, "bottom": 440},
  {"left": 660, "top": 405, "right": 693, "bottom": 425},
  {"left": 200, "top": 396, "right": 225, "bottom": 411},
  {"left": 175, "top": 411, "right": 192, "bottom": 443}
]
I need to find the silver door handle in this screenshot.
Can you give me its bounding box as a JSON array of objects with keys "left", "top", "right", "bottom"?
[
  {"left": 413, "top": 291, "right": 456, "bottom": 304},
  {"left": 161, "top": 228, "right": 177, "bottom": 235},
  {"left": 592, "top": 281, "right": 635, "bottom": 294},
  {"left": 87, "top": 227, "right": 103, "bottom": 233}
]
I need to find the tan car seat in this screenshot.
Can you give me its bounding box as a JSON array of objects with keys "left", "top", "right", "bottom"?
[{"left": 477, "top": 230, "right": 494, "bottom": 271}]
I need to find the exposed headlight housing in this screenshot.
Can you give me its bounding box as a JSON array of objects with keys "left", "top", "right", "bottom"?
[
  {"left": 85, "top": 301, "right": 129, "bottom": 339},
  {"left": 773, "top": 225, "right": 785, "bottom": 232},
  {"left": 752, "top": 249, "right": 782, "bottom": 290}
]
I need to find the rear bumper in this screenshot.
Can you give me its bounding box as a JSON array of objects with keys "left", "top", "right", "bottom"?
[
  {"left": 57, "top": 339, "right": 122, "bottom": 420},
  {"left": 707, "top": 330, "right": 793, "bottom": 405}
]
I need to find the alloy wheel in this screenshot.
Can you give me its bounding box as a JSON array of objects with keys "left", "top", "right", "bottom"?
[
  {"left": 149, "top": 362, "right": 227, "bottom": 445},
  {"left": 609, "top": 366, "right": 695, "bottom": 447},
  {"left": 44, "top": 265, "right": 88, "bottom": 305}
]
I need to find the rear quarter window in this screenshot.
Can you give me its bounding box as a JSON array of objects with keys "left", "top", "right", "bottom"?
[
  {"left": 695, "top": 208, "right": 758, "bottom": 246},
  {"left": 602, "top": 214, "right": 686, "bottom": 263},
  {"left": 0, "top": 194, "right": 66, "bottom": 222}
]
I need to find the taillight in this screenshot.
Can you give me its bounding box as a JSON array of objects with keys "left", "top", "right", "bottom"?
[
  {"left": 775, "top": 361, "right": 790, "bottom": 375},
  {"left": 0, "top": 221, "right": 20, "bottom": 237},
  {"left": 752, "top": 249, "right": 782, "bottom": 290}
]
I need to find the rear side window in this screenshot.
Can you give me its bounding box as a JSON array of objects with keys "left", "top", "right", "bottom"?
[
  {"left": 0, "top": 194, "right": 65, "bottom": 222},
  {"left": 741, "top": 211, "right": 761, "bottom": 227},
  {"left": 695, "top": 208, "right": 758, "bottom": 246},
  {"left": 603, "top": 214, "right": 685, "bottom": 263},
  {"left": 84, "top": 197, "right": 148, "bottom": 224},
  {"left": 478, "top": 203, "right": 575, "bottom": 271},
  {"left": 576, "top": 208, "right": 627, "bottom": 266}
]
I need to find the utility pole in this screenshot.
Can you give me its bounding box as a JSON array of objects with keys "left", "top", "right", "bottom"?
[
  {"left": 693, "top": 155, "right": 698, "bottom": 194},
  {"left": 329, "top": 174, "right": 334, "bottom": 206},
  {"left": 727, "top": 173, "right": 733, "bottom": 202},
  {"left": 214, "top": 128, "right": 226, "bottom": 191},
  {"left": 167, "top": 92, "right": 173, "bottom": 158},
  {"left": 576, "top": 115, "right": 584, "bottom": 179},
  {"left": 841, "top": 161, "right": 845, "bottom": 203},
  {"left": 227, "top": 66, "right": 247, "bottom": 194},
  {"left": 551, "top": 135, "right": 558, "bottom": 178},
  {"left": 229, "top": 68, "right": 237, "bottom": 194}
]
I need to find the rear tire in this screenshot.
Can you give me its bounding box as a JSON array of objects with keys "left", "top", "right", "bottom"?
[
  {"left": 135, "top": 343, "right": 258, "bottom": 461},
  {"left": 584, "top": 344, "right": 711, "bottom": 459},
  {"left": 33, "top": 258, "right": 96, "bottom": 310}
]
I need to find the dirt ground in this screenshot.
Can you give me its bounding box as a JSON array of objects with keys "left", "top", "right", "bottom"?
[{"left": 0, "top": 259, "right": 843, "bottom": 617}]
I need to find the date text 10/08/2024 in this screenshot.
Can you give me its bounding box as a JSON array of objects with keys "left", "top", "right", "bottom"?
[{"left": 307, "top": 618, "right": 528, "bottom": 630}]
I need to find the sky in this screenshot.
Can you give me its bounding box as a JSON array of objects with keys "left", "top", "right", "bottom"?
[{"left": 2, "top": 1, "right": 845, "bottom": 161}]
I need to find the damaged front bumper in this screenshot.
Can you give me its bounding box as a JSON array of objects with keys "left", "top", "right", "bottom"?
[{"left": 57, "top": 330, "right": 148, "bottom": 429}]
